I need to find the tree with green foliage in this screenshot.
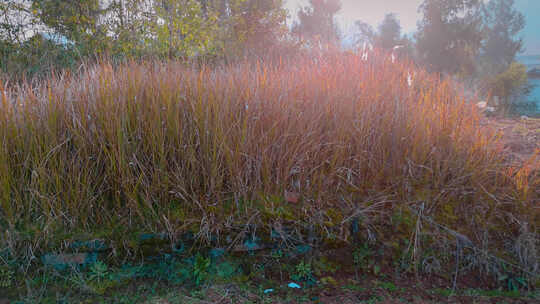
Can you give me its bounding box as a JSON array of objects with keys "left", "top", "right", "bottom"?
[
  {"left": 415, "top": 0, "right": 484, "bottom": 75},
  {"left": 31, "top": 0, "right": 111, "bottom": 55},
  {"left": 0, "top": 0, "right": 82, "bottom": 76},
  {"left": 0, "top": 0, "right": 290, "bottom": 75},
  {"left": 377, "top": 13, "right": 402, "bottom": 50},
  {"left": 214, "top": 0, "right": 288, "bottom": 57},
  {"left": 475, "top": 0, "right": 527, "bottom": 111},
  {"left": 355, "top": 13, "right": 407, "bottom": 50},
  {"left": 103, "top": 0, "right": 154, "bottom": 58},
  {"left": 354, "top": 13, "right": 415, "bottom": 61},
  {"left": 479, "top": 0, "right": 525, "bottom": 74},
  {"left": 353, "top": 19, "right": 375, "bottom": 46},
  {"left": 486, "top": 61, "right": 528, "bottom": 109},
  {"left": 292, "top": 0, "right": 341, "bottom": 45},
  {"left": 151, "top": 0, "right": 220, "bottom": 58}
]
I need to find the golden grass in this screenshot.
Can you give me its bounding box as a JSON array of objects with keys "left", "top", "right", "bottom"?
[{"left": 0, "top": 50, "right": 537, "bottom": 269}]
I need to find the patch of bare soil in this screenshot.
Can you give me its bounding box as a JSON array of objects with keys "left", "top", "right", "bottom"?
[{"left": 482, "top": 115, "right": 540, "bottom": 169}]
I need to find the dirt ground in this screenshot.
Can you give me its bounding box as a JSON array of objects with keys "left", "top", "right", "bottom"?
[
  {"left": 146, "top": 282, "right": 538, "bottom": 304},
  {"left": 482, "top": 115, "right": 540, "bottom": 169}
]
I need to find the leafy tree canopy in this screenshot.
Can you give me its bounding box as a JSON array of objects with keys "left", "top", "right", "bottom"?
[
  {"left": 415, "top": 0, "right": 484, "bottom": 75},
  {"left": 293, "top": 0, "right": 342, "bottom": 44},
  {"left": 479, "top": 0, "right": 525, "bottom": 74}
]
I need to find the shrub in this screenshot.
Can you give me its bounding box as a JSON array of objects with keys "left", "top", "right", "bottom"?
[{"left": 485, "top": 62, "right": 529, "bottom": 110}]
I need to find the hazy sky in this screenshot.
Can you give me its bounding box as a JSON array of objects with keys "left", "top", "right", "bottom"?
[
  {"left": 285, "top": 0, "right": 540, "bottom": 55},
  {"left": 514, "top": 0, "right": 540, "bottom": 55}
]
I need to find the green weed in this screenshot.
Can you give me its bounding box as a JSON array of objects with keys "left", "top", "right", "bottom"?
[
  {"left": 193, "top": 254, "right": 211, "bottom": 286},
  {"left": 0, "top": 265, "right": 13, "bottom": 288}
]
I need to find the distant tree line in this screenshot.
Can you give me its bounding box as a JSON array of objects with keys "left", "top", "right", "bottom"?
[
  {"left": 0, "top": 0, "right": 292, "bottom": 74},
  {"left": 0, "top": 0, "right": 529, "bottom": 109}
]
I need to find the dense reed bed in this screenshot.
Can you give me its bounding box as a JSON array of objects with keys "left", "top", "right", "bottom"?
[{"left": 0, "top": 50, "right": 538, "bottom": 278}]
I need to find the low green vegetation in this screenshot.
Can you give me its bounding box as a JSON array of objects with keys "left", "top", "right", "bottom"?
[
  {"left": 2, "top": 247, "right": 539, "bottom": 303},
  {"left": 483, "top": 62, "right": 529, "bottom": 110}
]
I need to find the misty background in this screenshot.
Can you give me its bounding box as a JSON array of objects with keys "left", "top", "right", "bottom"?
[{"left": 1, "top": 0, "right": 539, "bottom": 115}]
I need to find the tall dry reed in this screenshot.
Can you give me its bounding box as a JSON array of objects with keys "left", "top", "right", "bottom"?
[{"left": 0, "top": 50, "right": 537, "bottom": 270}]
